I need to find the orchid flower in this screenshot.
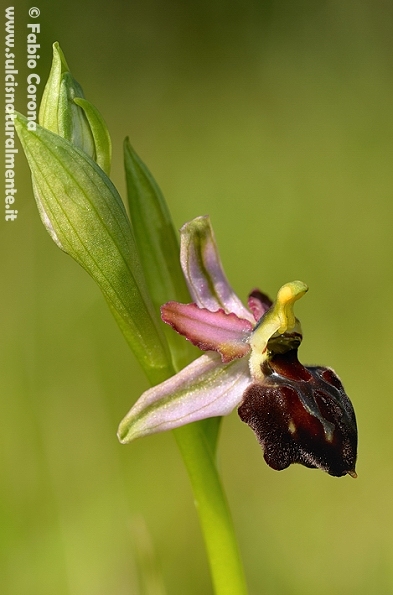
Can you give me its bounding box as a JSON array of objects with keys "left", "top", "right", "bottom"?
[{"left": 118, "top": 216, "right": 357, "bottom": 478}]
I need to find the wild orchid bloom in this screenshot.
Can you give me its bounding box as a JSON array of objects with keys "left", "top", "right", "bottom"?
[{"left": 118, "top": 217, "right": 357, "bottom": 478}]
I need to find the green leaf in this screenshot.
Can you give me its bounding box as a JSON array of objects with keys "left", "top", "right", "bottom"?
[
  {"left": 15, "top": 114, "right": 171, "bottom": 384},
  {"left": 74, "top": 97, "right": 112, "bottom": 175},
  {"left": 124, "top": 139, "right": 197, "bottom": 370}
]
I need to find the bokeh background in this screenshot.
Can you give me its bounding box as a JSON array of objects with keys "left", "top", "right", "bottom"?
[{"left": 2, "top": 1, "right": 393, "bottom": 593}]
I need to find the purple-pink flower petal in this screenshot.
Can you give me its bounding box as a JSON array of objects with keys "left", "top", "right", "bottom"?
[
  {"left": 161, "top": 301, "right": 253, "bottom": 362},
  {"left": 247, "top": 289, "right": 273, "bottom": 322},
  {"left": 117, "top": 353, "right": 251, "bottom": 442},
  {"left": 180, "top": 216, "right": 255, "bottom": 323}
]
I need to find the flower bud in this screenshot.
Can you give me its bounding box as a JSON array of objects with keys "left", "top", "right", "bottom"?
[
  {"left": 39, "top": 42, "right": 111, "bottom": 175},
  {"left": 238, "top": 349, "right": 357, "bottom": 477}
]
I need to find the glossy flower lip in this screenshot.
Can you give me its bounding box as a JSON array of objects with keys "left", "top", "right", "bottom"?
[
  {"left": 238, "top": 350, "right": 357, "bottom": 477},
  {"left": 118, "top": 216, "right": 357, "bottom": 478}
]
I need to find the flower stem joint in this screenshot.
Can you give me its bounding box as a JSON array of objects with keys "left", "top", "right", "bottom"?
[{"left": 119, "top": 216, "right": 357, "bottom": 478}]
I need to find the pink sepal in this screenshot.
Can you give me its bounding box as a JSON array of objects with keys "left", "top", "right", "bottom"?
[{"left": 117, "top": 353, "right": 251, "bottom": 442}]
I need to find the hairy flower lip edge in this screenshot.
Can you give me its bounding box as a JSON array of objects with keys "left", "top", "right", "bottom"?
[
  {"left": 238, "top": 380, "right": 357, "bottom": 477},
  {"left": 238, "top": 348, "right": 357, "bottom": 477}
]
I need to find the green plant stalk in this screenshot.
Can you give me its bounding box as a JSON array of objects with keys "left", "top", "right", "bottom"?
[{"left": 174, "top": 422, "right": 248, "bottom": 595}]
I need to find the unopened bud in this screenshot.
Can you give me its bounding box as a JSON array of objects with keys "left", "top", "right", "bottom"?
[{"left": 39, "top": 42, "right": 111, "bottom": 175}]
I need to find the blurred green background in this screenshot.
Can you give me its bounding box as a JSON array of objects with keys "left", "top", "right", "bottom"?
[{"left": 2, "top": 0, "right": 393, "bottom": 593}]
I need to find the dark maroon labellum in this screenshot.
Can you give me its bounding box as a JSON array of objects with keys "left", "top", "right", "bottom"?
[{"left": 238, "top": 350, "right": 357, "bottom": 477}]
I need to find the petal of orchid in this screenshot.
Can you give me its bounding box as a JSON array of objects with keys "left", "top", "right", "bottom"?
[
  {"left": 248, "top": 289, "right": 273, "bottom": 322},
  {"left": 161, "top": 301, "right": 253, "bottom": 362},
  {"left": 180, "top": 216, "right": 255, "bottom": 323},
  {"left": 117, "top": 353, "right": 251, "bottom": 443}
]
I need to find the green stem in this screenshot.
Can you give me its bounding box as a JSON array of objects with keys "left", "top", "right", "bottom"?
[{"left": 174, "top": 422, "right": 248, "bottom": 595}]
